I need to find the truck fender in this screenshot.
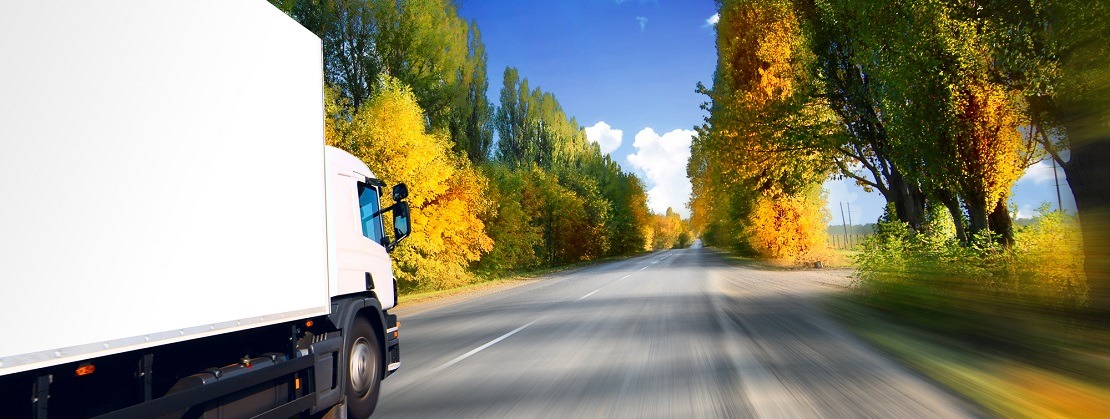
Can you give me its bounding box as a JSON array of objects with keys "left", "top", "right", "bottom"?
[{"left": 313, "top": 294, "right": 388, "bottom": 414}]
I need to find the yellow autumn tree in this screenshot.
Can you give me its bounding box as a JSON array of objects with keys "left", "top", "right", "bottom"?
[
  {"left": 745, "top": 186, "right": 829, "bottom": 263},
  {"left": 691, "top": 0, "right": 834, "bottom": 259},
  {"left": 650, "top": 208, "right": 688, "bottom": 250},
  {"left": 335, "top": 76, "right": 493, "bottom": 291}
]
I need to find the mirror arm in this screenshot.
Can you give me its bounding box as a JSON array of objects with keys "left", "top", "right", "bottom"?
[{"left": 371, "top": 203, "right": 397, "bottom": 219}]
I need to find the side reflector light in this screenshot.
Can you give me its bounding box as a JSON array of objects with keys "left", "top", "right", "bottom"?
[{"left": 75, "top": 364, "right": 95, "bottom": 376}]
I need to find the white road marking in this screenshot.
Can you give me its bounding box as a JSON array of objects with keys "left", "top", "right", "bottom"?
[
  {"left": 433, "top": 254, "right": 662, "bottom": 372},
  {"left": 431, "top": 319, "right": 540, "bottom": 373},
  {"left": 577, "top": 289, "right": 601, "bottom": 300}
]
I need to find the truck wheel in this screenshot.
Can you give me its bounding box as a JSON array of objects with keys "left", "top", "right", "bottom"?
[{"left": 346, "top": 316, "right": 382, "bottom": 418}]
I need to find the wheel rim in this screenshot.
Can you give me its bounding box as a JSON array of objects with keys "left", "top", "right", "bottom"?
[{"left": 349, "top": 336, "right": 378, "bottom": 395}]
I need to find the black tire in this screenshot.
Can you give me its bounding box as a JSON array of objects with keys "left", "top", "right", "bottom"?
[{"left": 345, "top": 316, "right": 383, "bottom": 418}]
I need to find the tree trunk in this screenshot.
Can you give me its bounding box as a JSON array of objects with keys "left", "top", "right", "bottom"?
[
  {"left": 1061, "top": 125, "right": 1110, "bottom": 317},
  {"left": 889, "top": 169, "right": 926, "bottom": 231},
  {"left": 936, "top": 190, "right": 967, "bottom": 242},
  {"left": 988, "top": 200, "right": 1015, "bottom": 248},
  {"left": 966, "top": 199, "right": 990, "bottom": 241}
]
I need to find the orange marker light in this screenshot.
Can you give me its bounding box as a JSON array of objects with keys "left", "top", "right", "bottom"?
[
  {"left": 295, "top": 377, "right": 301, "bottom": 390},
  {"left": 75, "top": 364, "right": 95, "bottom": 376},
  {"left": 305, "top": 320, "right": 314, "bottom": 328}
]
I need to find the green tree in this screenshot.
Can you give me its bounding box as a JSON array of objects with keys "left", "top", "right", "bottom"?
[
  {"left": 495, "top": 68, "right": 584, "bottom": 169},
  {"left": 977, "top": 0, "right": 1110, "bottom": 313},
  {"left": 478, "top": 165, "right": 543, "bottom": 270},
  {"left": 273, "top": 0, "right": 469, "bottom": 128},
  {"left": 798, "top": 0, "right": 928, "bottom": 231},
  {"left": 449, "top": 21, "right": 495, "bottom": 162},
  {"left": 495, "top": 67, "right": 529, "bottom": 165},
  {"left": 604, "top": 172, "right": 651, "bottom": 255},
  {"left": 372, "top": 0, "right": 468, "bottom": 130}
]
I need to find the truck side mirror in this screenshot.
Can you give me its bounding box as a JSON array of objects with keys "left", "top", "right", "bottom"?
[
  {"left": 392, "top": 183, "right": 408, "bottom": 202},
  {"left": 387, "top": 201, "right": 411, "bottom": 252}
]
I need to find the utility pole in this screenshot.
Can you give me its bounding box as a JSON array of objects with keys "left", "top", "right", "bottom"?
[
  {"left": 846, "top": 202, "right": 854, "bottom": 247},
  {"left": 840, "top": 202, "right": 849, "bottom": 249},
  {"left": 1052, "top": 158, "right": 1064, "bottom": 213}
]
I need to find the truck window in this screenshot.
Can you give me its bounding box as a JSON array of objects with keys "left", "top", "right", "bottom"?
[{"left": 358, "top": 184, "right": 385, "bottom": 244}]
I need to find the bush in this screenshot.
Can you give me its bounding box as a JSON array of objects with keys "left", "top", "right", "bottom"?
[
  {"left": 853, "top": 203, "right": 1088, "bottom": 339},
  {"left": 744, "top": 186, "right": 829, "bottom": 263}
]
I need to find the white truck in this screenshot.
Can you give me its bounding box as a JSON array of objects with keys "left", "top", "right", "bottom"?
[{"left": 0, "top": 1, "right": 408, "bottom": 417}]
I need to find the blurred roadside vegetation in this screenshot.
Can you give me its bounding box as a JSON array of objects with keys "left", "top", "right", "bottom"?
[
  {"left": 843, "top": 203, "right": 1108, "bottom": 416},
  {"left": 837, "top": 208, "right": 1103, "bottom": 415},
  {"left": 696, "top": 0, "right": 1109, "bottom": 415}
]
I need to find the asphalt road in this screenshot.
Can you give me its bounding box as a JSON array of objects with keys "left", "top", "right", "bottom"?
[{"left": 375, "top": 244, "right": 974, "bottom": 418}]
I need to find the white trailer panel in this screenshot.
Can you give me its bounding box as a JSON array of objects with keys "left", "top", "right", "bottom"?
[{"left": 0, "top": 1, "right": 329, "bottom": 375}]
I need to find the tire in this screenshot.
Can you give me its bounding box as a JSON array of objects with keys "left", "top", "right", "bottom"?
[{"left": 345, "top": 316, "right": 382, "bottom": 418}]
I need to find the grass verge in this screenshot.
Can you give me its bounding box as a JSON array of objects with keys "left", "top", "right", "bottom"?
[
  {"left": 397, "top": 251, "right": 648, "bottom": 307},
  {"left": 712, "top": 247, "right": 856, "bottom": 270}
]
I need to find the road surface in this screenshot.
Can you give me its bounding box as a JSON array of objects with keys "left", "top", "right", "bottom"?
[{"left": 375, "top": 245, "right": 974, "bottom": 418}]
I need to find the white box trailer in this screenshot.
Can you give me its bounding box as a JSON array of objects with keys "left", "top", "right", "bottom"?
[{"left": 0, "top": 1, "right": 409, "bottom": 417}]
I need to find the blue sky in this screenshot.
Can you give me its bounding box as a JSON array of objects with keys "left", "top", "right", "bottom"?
[
  {"left": 458, "top": 0, "right": 717, "bottom": 218},
  {"left": 457, "top": 0, "right": 1074, "bottom": 224}
]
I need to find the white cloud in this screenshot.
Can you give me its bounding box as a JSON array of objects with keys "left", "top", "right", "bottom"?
[
  {"left": 626, "top": 127, "right": 695, "bottom": 218},
  {"left": 584, "top": 121, "right": 623, "bottom": 154},
  {"left": 1015, "top": 204, "right": 1037, "bottom": 220},
  {"left": 705, "top": 13, "right": 720, "bottom": 27},
  {"left": 1017, "top": 160, "right": 1062, "bottom": 186},
  {"left": 636, "top": 16, "right": 648, "bottom": 31}
]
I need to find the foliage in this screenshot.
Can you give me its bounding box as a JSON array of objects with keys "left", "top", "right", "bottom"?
[
  {"left": 495, "top": 67, "right": 596, "bottom": 170},
  {"left": 479, "top": 162, "right": 651, "bottom": 271},
  {"left": 476, "top": 164, "right": 543, "bottom": 271},
  {"left": 689, "top": 0, "right": 835, "bottom": 262},
  {"left": 647, "top": 208, "right": 692, "bottom": 250},
  {"left": 449, "top": 22, "right": 495, "bottom": 162},
  {"left": 816, "top": 0, "right": 1038, "bottom": 241},
  {"left": 1012, "top": 204, "right": 1088, "bottom": 305},
  {"left": 605, "top": 173, "right": 652, "bottom": 255},
  {"left": 332, "top": 76, "right": 493, "bottom": 291},
  {"left": 273, "top": 0, "right": 471, "bottom": 130},
  {"left": 744, "top": 186, "right": 829, "bottom": 263},
  {"left": 520, "top": 168, "right": 589, "bottom": 266},
  {"left": 854, "top": 203, "right": 1088, "bottom": 339},
  {"left": 492, "top": 66, "right": 653, "bottom": 265},
  {"left": 553, "top": 167, "right": 612, "bottom": 259}
]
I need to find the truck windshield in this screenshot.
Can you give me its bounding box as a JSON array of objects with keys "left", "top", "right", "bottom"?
[{"left": 358, "top": 184, "right": 385, "bottom": 244}]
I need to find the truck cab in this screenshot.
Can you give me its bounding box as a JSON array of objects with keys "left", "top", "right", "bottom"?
[{"left": 327, "top": 146, "right": 402, "bottom": 310}]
